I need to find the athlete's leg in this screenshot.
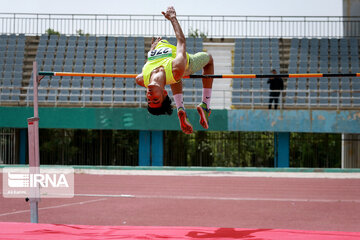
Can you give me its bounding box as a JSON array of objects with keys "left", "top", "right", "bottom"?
[
  {"left": 186, "top": 52, "right": 214, "bottom": 102},
  {"left": 198, "top": 54, "right": 213, "bottom": 129},
  {"left": 171, "top": 81, "right": 193, "bottom": 134},
  {"left": 186, "top": 52, "right": 213, "bottom": 129},
  {"left": 201, "top": 54, "right": 214, "bottom": 87}
]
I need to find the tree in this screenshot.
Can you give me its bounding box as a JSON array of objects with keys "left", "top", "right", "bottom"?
[
  {"left": 45, "top": 28, "right": 60, "bottom": 35},
  {"left": 188, "top": 28, "right": 207, "bottom": 39},
  {"left": 76, "top": 29, "right": 90, "bottom": 37}
]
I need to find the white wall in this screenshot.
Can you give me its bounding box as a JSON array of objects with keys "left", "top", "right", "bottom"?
[{"left": 343, "top": 0, "right": 360, "bottom": 16}]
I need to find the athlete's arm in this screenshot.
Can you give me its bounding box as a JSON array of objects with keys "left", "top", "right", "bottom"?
[
  {"left": 162, "top": 6, "right": 187, "bottom": 81},
  {"left": 135, "top": 73, "right": 145, "bottom": 87}
]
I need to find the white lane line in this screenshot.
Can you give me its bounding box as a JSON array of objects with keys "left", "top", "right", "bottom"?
[
  {"left": 75, "top": 193, "right": 135, "bottom": 198},
  {"left": 0, "top": 198, "right": 107, "bottom": 217},
  {"left": 1, "top": 193, "right": 358, "bottom": 218},
  {"left": 74, "top": 193, "right": 360, "bottom": 203},
  {"left": 75, "top": 169, "right": 360, "bottom": 179},
  {"left": 133, "top": 195, "right": 360, "bottom": 203}
]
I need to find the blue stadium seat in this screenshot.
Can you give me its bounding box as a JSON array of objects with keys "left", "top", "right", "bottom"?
[
  {"left": 352, "top": 78, "right": 360, "bottom": 106},
  {"left": 66, "top": 48, "right": 75, "bottom": 59},
  {"left": 63, "top": 64, "right": 73, "bottom": 72},
  {"left": 167, "top": 37, "right": 177, "bottom": 46},
  {"left": 105, "top": 64, "right": 114, "bottom": 73},
  {"left": 37, "top": 77, "right": 49, "bottom": 102},
  {"left": 39, "top": 35, "right": 48, "bottom": 46},
  {"left": 77, "top": 36, "right": 87, "bottom": 47},
  {"left": 328, "top": 78, "right": 340, "bottom": 106},
  {"left": 350, "top": 56, "right": 359, "bottom": 72},
  {"left": 115, "top": 61, "right": 125, "bottom": 73},
  {"left": 125, "top": 65, "right": 135, "bottom": 73},
  {"left": 183, "top": 78, "right": 194, "bottom": 103},
  {"left": 103, "top": 78, "right": 113, "bottom": 103},
  {"left": 231, "top": 86, "right": 241, "bottom": 105},
  {"left": 318, "top": 79, "right": 329, "bottom": 105},
  {"left": 124, "top": 78, "right": 135, "bottom": 102},
  {"left": 58, "top": 88, "right": 69, "bottom": 103},
  {"left": 86, "top": 47, "right": 96, "bottom": 57},
  {"left": 126, "top": 37, "right": 135, "bottom": 49},
  {"left": 319, "top": 46, "right": 328, "bottom": 56},
  {"left": 45, "top": 77, "right": 58, "bottom": 102},
  {"left": 252, "top": 80, "right": 261, "bottom": 104},
  {"left": 117, "top": 37, "right": 125, "bottom": 49},
  {"left": 116, "top": 48, "right": 125, "bottom": 59},
  {"left": 58, "top": 35, "right": 66, "bottom": 45},
  {"left": 340, "top": 47, "right": 348, "bottom": 56},
  {"left": 136, "top": 83, "right": 146, "bottom": 104},
  {"left": 81, "top": 77, "right": 91, "bottom": 103},
  {"left": 12, "top": 77, "right": 21, "bottom": 87},
  {"left": 114, "top": 78, "right": 124, "bottom": 103},
  {"left": 340, "top": 77, "right": 351, "bottom": 106},
  {"left": 262, "top": 52, "right": 270, "bottom": 61},
  {"left": 240, "top": 79, "right": 251, "bottom": 105},
  {"left": 53, "top": 64, "right": 62, "bottom": 72},
  {"left": 91, "top": 78, "right": 102, "bottom": 103},
  {"left": 94, "top": 64, "right": 104, "bottom": 73}
]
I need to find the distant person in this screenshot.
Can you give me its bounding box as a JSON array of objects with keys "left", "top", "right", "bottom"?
[{"left": 267, "top": 69, "right": 284, "bottom": 110}]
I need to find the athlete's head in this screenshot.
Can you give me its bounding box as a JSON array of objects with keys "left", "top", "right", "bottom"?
[{"left": 146, "top": 67, "right": 173, "bottom": 115}]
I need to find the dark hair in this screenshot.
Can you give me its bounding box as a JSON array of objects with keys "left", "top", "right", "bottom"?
[{"left": 147, "top": 95, "right": 173, "bottom": 116}]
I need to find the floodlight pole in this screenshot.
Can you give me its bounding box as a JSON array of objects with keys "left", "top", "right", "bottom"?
[{"left": 28, "top": 61, "right": 42, "bottom": 223}]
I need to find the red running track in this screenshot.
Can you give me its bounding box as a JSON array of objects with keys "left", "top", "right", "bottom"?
[
  {"left": 1, "top": 222, "right": 360, "bottom": 240},
  {"left": 1, "top": 172, "right": 360, "bottom": 239}
]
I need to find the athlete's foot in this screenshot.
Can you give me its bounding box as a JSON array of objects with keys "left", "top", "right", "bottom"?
[
  {"left": 177, "top": 107, "right": 193, "bottom": 134},
  {"left": 197, "top": 102, "right": 211, "bottom": 129}
]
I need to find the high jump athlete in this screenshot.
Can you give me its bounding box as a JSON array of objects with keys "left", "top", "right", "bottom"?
[{"left": 135, "top": 6, "right": 214, "bottom": 134}]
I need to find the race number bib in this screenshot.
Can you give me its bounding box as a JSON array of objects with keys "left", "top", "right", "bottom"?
[{"left": 147, "top": 47, "right": 173, "bottom": 61}]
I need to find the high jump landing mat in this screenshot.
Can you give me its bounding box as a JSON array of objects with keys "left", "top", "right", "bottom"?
[{"left": 1, "top": 222, "right": 360, "bottom": 240}]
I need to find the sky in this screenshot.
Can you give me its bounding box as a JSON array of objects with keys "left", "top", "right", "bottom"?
[{"left": 0, "top": 0, "right": 343, "bottom": 16}]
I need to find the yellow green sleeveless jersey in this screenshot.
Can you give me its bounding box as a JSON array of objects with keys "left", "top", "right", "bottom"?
[{"left": 142, "top": 40, "right": 189, "bottom": 87}]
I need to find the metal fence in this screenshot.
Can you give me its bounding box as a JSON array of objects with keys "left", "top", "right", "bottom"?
[
  {"left": 0, "top": 128, "right": 16, "bottom": 164},
  {"left": 38, "top": 129, "right": 139, "bottom": 165},
  {"left": 35, "top": 130, "right": 342, "bottom": 168},
  {"left": 290, "top": 133, "right": 341, "bottom": 168},
  {"left": 164, "top": 131, "right": 341, "bottom": 168},
  {"left": 231, "top": 88, "right": 360, "bottom": 109},
  {"left": 2, "top": 128, "right": 339, "bottom": 168},
  {"left": 1, "top": 85, "right": 359, "bottom": 109},
  {"left": 0, "top": 13, "right": 360, "bottom": 38},
  {"left": 163, "top": 131, "right": 275, "bottom": 167}
]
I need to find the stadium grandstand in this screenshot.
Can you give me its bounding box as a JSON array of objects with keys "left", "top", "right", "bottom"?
[{"left": 0, "top": 11, "right": 360, "bottom": 169}]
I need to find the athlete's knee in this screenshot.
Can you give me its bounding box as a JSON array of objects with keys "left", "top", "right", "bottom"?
[
  {"left": 207, "top": 53, "right": 214, "bottom": 65},
  {"left": 208, "top": 53, "right": 214, "bottom": 64}
]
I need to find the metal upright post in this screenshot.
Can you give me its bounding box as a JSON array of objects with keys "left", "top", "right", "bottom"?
[{"left": 28, "top": 61, "right": 41, "bottom": 223}]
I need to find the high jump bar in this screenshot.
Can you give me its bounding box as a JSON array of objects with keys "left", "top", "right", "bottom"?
[{"left": 38, "top": 71, "right": 360, "bottom": 79}]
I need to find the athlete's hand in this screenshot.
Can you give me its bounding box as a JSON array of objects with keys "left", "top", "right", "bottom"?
[
  {"left": 161, "top": 6, "right": 177, "bottom": 20},
  {"left": 150, "top": 37, "right": 162, "bottom": 50}
]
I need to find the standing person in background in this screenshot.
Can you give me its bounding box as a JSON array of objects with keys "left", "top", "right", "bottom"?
[{"left": 267, "top": 69, "right": 284, "bottom": 110}]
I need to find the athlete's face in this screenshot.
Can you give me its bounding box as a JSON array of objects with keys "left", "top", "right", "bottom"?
[
  {"left": 147, "top": 85, "right": 167, "bottom": 108},
  {"left": 147, "top": 68, "right": 167, "bottom": 108}
]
